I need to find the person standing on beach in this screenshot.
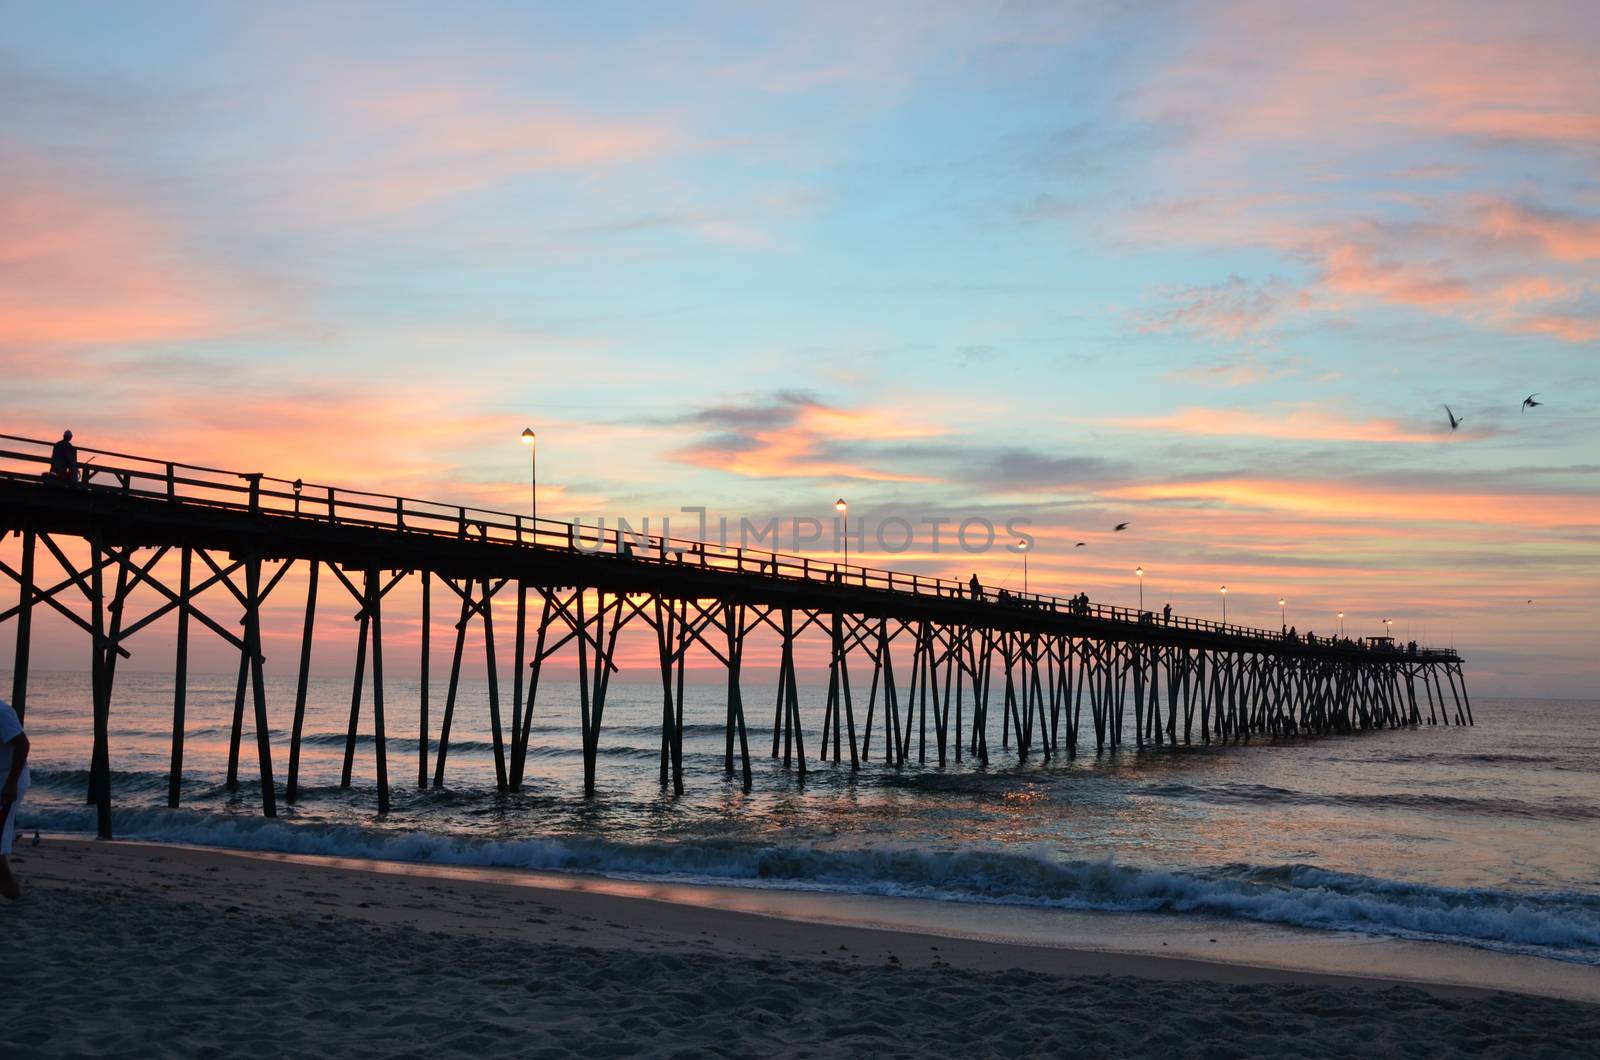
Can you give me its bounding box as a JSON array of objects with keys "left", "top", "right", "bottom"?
[{"left": 0, "top": 697, "right": 30, "bottom": 900}]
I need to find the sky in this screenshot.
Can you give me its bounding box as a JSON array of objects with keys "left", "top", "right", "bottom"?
[{"left": 2, "top": 1, "right": 1597, "bottom": 695}]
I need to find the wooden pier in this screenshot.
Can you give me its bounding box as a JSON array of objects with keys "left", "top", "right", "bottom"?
[{"left": 0, "top": 433, "right": 1472, "bottom": 838}]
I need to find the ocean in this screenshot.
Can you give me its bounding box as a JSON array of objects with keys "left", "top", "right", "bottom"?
[{"left": 7, "top": 669, "right": 1598, "bottom": 965}]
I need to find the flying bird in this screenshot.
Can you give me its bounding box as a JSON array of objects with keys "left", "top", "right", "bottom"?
[
  {"left": 1074, "top": 542, "right": 1086, "bottom": 548},
  {"left": 1443, "top": 405, "right": 1462, "bottom": 431},
  {"left": 1113, "top": 522, "right": 1129, "bottom": 532},
  {"left": 1522, "top": 393, "right": 1541, "bottom": 413}
]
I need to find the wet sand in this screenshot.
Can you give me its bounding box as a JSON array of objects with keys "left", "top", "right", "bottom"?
[{"left": 2, "top": 839, "right": 1597, "bottom": 1057}]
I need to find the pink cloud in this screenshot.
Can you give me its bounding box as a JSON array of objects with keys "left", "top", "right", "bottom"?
[
  {"left": 0, "top": 165, "right": 232, "bottom": 349},
  {"left": 329, "top": 84, "right": 680, "bottom": 212},
  {"left": 1115, "top": 5, "right": 1600, "bottom": 345},
  {"left": 1481, "top": 201, "right": 1600, "bottom": 263},
  {"left": 1142, "top": 3, "right": 1600, "bottom": 152}
]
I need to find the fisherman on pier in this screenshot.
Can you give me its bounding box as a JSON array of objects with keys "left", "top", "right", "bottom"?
[{"left": 47, "top": 430, "right": 78, "bottom": 483}]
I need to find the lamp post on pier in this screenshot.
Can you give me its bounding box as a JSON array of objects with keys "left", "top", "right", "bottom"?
[
  {"left": 835, "top": 498, "right": 848, "bottom": 569},
  {"left": 1337, "top": 611, "right": 1345, "bottom": 637},
  {"left": 1019, "top": 538, "right": 1030, "bottom": 595},
  {"left": 1135, "top": 566, "right": 1144, "bottom": 612},
  {"left": 1279, "top": 597, "right": 1286, "bottom": 632},
  {"left": 520, "top": 428, "right": 537, "bottom": 534},
  {"left": 1220, "top": 585, "right": 1227, "bottom": 626}
]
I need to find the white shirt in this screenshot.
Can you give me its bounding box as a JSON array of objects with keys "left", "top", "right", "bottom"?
[{"left": 0, "top": 698, "right": 29, "bottom": 794}]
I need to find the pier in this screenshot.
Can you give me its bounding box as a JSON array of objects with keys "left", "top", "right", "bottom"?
[{"left": 0, "top": 433, "right": 1471, "bottom": 838}]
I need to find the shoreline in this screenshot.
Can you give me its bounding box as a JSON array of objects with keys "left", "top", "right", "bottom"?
[
  {"left": 22, "top": 836, "right": 1600, "bottom": 1003},
  {"left": 4, "top": 838, "right": 1598, "bottom": 1057}
]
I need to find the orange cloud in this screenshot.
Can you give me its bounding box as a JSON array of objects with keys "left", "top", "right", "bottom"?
[
  {"left": 1104, "top": 405, "right": 1443, "bottom": 444},
  {"left": 1104, "top": 477, "right": 1600, "bottom": 529}
]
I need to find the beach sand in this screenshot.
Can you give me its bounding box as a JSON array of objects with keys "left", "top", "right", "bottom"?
[{"left": 2, "top": 839, "right": 1597, "bottom": 1057}]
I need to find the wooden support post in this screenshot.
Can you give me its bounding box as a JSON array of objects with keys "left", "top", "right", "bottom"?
[
  {"left": 10, "top": 529, "right": 33, "bottom": 722},
  {"left": 480, "top": 577, "right": 508, "bottom": 792},
  {"left": 90, "top": 550, "right": 130, "bottom": 808},
  {"left": 672, "top": 599, "right": 687, "bottom": 793},
  {"left": 656, "top": 596, "right": 676, "bottom": 787},
  {"left": 840, "top": 615, "right": 858, "bottom": 770},
  {"left": 1453, "top": 664, "right": 1474, "bottom": 725},
  {"left": 418, "top": 570, "right": 430, "bottom": 788},
  {"left": 226, "top": 648, "right": 249, "bottom": 791},
  {"left": 286, "top": 559, "right": 317, "bottom": 804},
  {"left": 367, "top": 568, "right": 389, "bottom": 814},
  {"left": 917, "top": 622, "right": 931, "bottom": 764},
  {"left": 511, "top": 581, "right": 527, "bottom": 785},
  {"left": 970, "top": 628, "right": 994, "bottom": 764},
  {"left": 167, "top": 547, "right": 191, "bottom": 808},
  {"left": 1132, "top": 645, "right": 1147, "bottom": 750},
  {"left": 576, "top": 589, "right": 594, "bottom": 793},
  {"left": 432, "top": 583, "right": 472, "bottom": 788},
  {"left": 341, "top": 585, "right": 370, "bottom": 788},
  {"left": 244, "top": 553, "right": 277, "bottom": 817},
  {"left": 723, "top": 602, "right": 753, "bottom": 790},
  {"left": 88, "top": 535, "right": 113, "bottom": 839},
  {"left": 780, "top": 608, "right": 806, "bottom": 775}
]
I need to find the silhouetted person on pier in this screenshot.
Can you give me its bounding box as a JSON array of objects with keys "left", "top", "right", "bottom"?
[
  {"left": 1163, "top": 603, "right": 1172, "bottom": 623},
  {"left": 48, "top": 430, "right": 77, "bottom": 483},
  {"left": 969, "top": 573, "right": 981, "bottom": 600}
]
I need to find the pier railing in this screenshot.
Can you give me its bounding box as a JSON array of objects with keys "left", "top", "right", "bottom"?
[{"left": 0, "top": 433, "right": 1455, "bottom": 660}]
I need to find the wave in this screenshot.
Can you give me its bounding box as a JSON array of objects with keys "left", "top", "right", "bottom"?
[
  {"left": 1140, "top": 781, "right": 1600, "bottom": 822},
  {"left": 15, "top": 805, "right": 1600, "bottom": 964}
]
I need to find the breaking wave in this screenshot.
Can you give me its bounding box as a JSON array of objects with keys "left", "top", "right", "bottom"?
[{"left": 17, "top": 803, "right": 1600, "bottom": 965}]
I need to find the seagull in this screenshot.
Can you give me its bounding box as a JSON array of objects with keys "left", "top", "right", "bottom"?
[
  {"left": 1522, "top": 393, "right": 1541, "bottom": 413},
  {"left": 1443, "top": 405, "right": 1462, "bottom": 431},
  {"left": 1113, "top": 522, "right": 1129, "bottom": 532},
  {"left": 1074, "top": 542, "right": 1086, "bottom": 548}
]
